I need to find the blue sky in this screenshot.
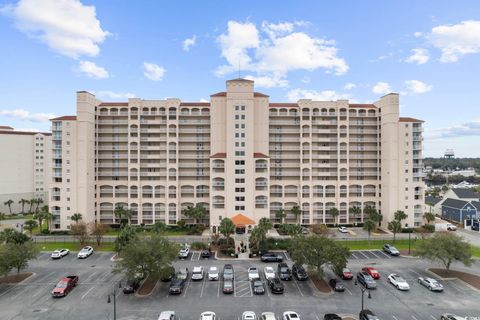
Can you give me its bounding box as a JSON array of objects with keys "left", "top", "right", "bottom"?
[{"left": 0, "top": 0, "right": 479, "bottom": 157}]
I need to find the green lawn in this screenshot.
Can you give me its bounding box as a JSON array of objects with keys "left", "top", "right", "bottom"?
[
  {"left": 105, "top": 229, "right": 189, "bottom": 236},
  {"left": 1, "top": 214, "right": 34, "bottom": 220},
  {"left": 34, "top": 241, "right": 115, "bottom": 252}
]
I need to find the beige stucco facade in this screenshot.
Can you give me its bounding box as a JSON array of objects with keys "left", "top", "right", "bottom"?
[{"left": 50, "top": 79, "right": 424, "bottom": 230}]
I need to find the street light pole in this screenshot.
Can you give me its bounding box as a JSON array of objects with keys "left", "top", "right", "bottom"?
[
  {"left": 355, "top": 279, "right": 371, "bottom": 312},
  {"left": 408, "top": 231, "right": 411, "bottom": 255},
  {"left": 108, "top": 282, "right": 122, "bottom": 320}
]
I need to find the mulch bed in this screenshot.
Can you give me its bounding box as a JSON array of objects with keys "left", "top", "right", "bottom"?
[
  {"left": 0, "top": 272, "right": 34, "bottom": 284},
  {"left": 137, "top": 275, "right": 159, "bottom": 296},
  {"left": 308, "top": 273, "right": 332, "bottom": 293},
  {"left": 374, "top": 228, "right": 388, "bottom": 234},
  {"left": 429, "top": 268, "right": 480, "bottom": 289},
  {"left": 399, "top": 249, "right": 415, "bottom": 256}
]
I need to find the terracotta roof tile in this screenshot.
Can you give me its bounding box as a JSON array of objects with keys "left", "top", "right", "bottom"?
[
  {"left": 179, "top": 102, "right": 210, "bottom": 106},
  {"left": 0, "top": 131, "right": 51, "bottom": 136},
  {"left": 50, "top": 116, "right": 77, "bottom": 121},
  {"left": 231, "top": 214, "right": 256, "bottom": 226},
  {"left": 210, "top": 92, "right": 227, "bottom": 97},
  {"left": 210, "top": 152, "right": 226, "bottom": 158},
  {"left": 254, "top": 153, "right": 269, "bottom": 158},
  {"left": 269, "top": 103, "right": 299, "bottom": 108},
  {"left": 254, "top": 92, "right": 269, "bottom": 97},
  {"left": 0, "top": 126, "right": 14, "bottom": 130},
  {"left": 399, "top": 117, "right": 424, "bottom": 123},
  {"left": 98, "top": 102, "right": 129, "bottom": 106},
  {"left": 349, "top": 104, "right": 377, "bottom": 109},
  {"left": 227, "top": 78, "right": 254, "bottom": 83}
]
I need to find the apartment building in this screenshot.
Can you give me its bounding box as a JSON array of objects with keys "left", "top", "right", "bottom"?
[
  {"left": 49, "top": 79, "right": 425, "bottom": 230},
  {"left": 0, "top": 126, "right": 51, "bottom": 214}
]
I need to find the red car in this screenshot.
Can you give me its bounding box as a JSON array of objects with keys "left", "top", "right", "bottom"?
[
  {"left": 362, "top": 267, "right": 380, "bottom": 279},
  {"left": 52, "top": 275, "right": 78, "bottom": 297},
  {"left": 342, "top": 268, "right": 353, "bottom": 280}
]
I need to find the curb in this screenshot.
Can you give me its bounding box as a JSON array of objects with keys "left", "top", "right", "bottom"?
[
  {"left": 135, "top": 277, "right": 160, "bottom": 298},
  {"left": 18, "top": 272, "right": 36, "bottom": 284},
  {"left": 425, "top": 268, "right": 480, "bottom": 292}
]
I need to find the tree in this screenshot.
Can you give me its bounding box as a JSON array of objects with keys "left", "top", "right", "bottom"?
[
  {"left": 24, "top": 220, "right": 38, "bottom": 237},
  {"left": 115, "top": 235, "right": 178, "bottom": 281},
  {"left": 3, "top": 241, "right": 38, "bottom": 274},
  {"left": 415, "top": 232, "right": 473, "bottom": 272},
  {"left": 387, "top": 220, "right": 402, "bottom": 243},
  {"left": 394, "top": 210, "right": 408, "bottom": 225},
  {"left": 423, "top": 212, "right": 435, "bottom": 225},
  {"left": 291, "top": 206, "right": 302, "bottom": 225},
  {"left": 18, "top": 199, "right": 28, "bottom": 214},
  {"left": 114, "top": 225, "right": 138, "bottom": 253},
  {"left": 182, "top": 204, "right": 208, "bottom": 225},
  {"left": 152, "top": 221, "right": 167, "bottom": 234},
  {"left": 28, "top": 199, "right": 35, "bottom": 213},
  {"left": 219, "top": 218, "right": 235, "bottom": 241},
  {"left": 0, "top": 245, "right": 11, "bottom": 277},
  {"left": 114, "top": 204, "right": 133, "bottom": 226},
  {"left": 363, "top": 220, "right": 376, "bottom": 244},
  {"left": 364, "top": 205, "right": 382, "bottom": 228},
  {"left": 441, "top": 185, "right": 449, "bottom": 193},
  {"left": 255, "top": 218, "right": 272, "bottom": 249},
  {"left": 44, "top": 211, "right": 54, "bottom": 231},
  {"left": 33, "top": 208, "right": 47, "bottom": 231},
  {"left": 3, "top": 200, "right": 13, "bottom": 215},
  {"left": 328, "top": 207, "right": 340, "bottom": 226},
  {"left": 70, "top": 213, "right": 83, "bottom": 224},
  {"left": 0, "top": 212, "right": 5, "bottom": 226},
  {"left": 0, "top": 228, "right": 30, "bottom": 245},
  {"left": 275, "top": 208, "right": 286, "bottom": 224},
  {"left": 70, "top": 222, "right": 89, "bottom": 246},
  {"left": 88, "top": 223, "right": 109, "bottom": 246},
  {"left": 349, "top": 206, "right": 361, "bottom": 226},
  {"left": 311, "top": 224, "right": 330, "bottom": 236},
  {"left": 33, "top": 198, "right": 43, "bottom": 213}
]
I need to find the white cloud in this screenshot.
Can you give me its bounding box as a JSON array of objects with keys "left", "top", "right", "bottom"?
[
  {"left": 143, "top": 62, "right": 165, "bottom": 81},
  {"left": 414, "top": 31, "right": 423, "bottom": 38},
  {"left": 216, "top": 20, "right": 348, "bottom": 87},
  {"left": 96, "top": 91, "right": 136, "bottom": 99},
  {"left": 301, "top": 76, "right": 310, "bottom": 84},
  {"left": 428, "top": 20, "right": 480, "bottom": 62},
  {"left": 344, "top": 83, "right": 356, "bottom": 90},
  {"left": 405, "top": 80, "right": 432, "bottom": 94},
  {"left": 183, "top": 35, "right": 196, "bottom": 51},
  {"left": 15, "top": 127, "right": 41, "bottom": 132},
  {"left": 287, "top": 89, "right": 351, "bottom": 102},
  {"left": 244, "top": 74, "right": 288, "bottom": 88},
  {"left": 3, "top": 0, "right": 110, "bottom": 58},
  {"left": 405, "top": 48, "right": 430, "bottom": 64},
  {"left": 372, "top": 82, "right": 391, "bottom": 95},
  {"left": 78, "top": 60, "right": 109, "bottom": 79},
  {"left": 0, "top": 108, "right": 55, "bottom": 122},
  {"left": 425, "top": 119, "right": 480, "bottom": 139}
]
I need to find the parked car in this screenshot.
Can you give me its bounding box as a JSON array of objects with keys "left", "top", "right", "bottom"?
[
  {"left": 324, "top": 314, "right": 342, "bottom": 320},
  {"left": 178, "top": 245, "right": 190, "bottom": 259},
  {"left": 261, "top": 312, "right": 276, "bottom": 320},
  {"left": 341, "top": 268, "right": 353, "bottom": 280},
  {"left": 356, "top": 272, "right": 377, "bottom": 289},
  {"left": 208, "top": 266, "right": 219, "bottom": 281},
  {"left": 77, "top": 246, "right": 93, "bottom": 259},
  {"left": 176, "top": 267, "right": 189, "bottom": 281},
  {"left": 223, "top": 280, "right": 234, "bottom": 294},
  {"left": 192, "top": 266, "right": 205, "bottom": 281},
  {"left": 446, "top": 223, "right": 457, "bottom": 231},
  {"left": 51, "top": 275, "right": 78, "bottom": 297},
  {"left": 158, "top": 311, "right": 177, "bottom": 320},
  {"left": 282, "top": 311, "right": 300, "bottom": 320},
  {"left": 292, "top": 264, "right": 308, "bottom": 281},
  {"left": 51, "top": 249, "right": 69, "bottom": 259},
  {"left": 252, "top": 279, "right": 265, "bottom": 295},
  {"left": 261, "top": 252, "right": 283, "bottom": 262},
  {"left": 123, "top": 279, "right": 141, "bottom": 294},
  {"left": 417, "top": 276, "right": 444, "bottom": 292},
  {"left": 329, "top": 278, "right": 345, "bottom": 292},
  {"left": 242, "top": 311, "right": 257, "bottom": 320},
  {"left": 223, "top": 264, "right": 234, "bottom": 280},
  {"left": 383, "top": 244, "right": 400, "bottom": 256},
  {"left": 264, "top": 266, "right": 276, "bottom": 280},
  {"left": 200, "top": 311, "right": 217, "bottom": 320},
  {"left": 201, "top": 249, "right": 211, "bottom": 259},
  {"left": 387, "top": 273, "right": 410, "bottom": 290},
  {"left": 440, "top": 314, "right": 466, "bottom": 320},
  {"left": 301, "top": 227, "right": 309, "bottom": 234},
  {"left": 169, "top": 278, "right": 186, "bottom": 294},
  {"left": 359, "top": 309, "right": 380, "bottom": 320},
  {"left": 161, "top": 266, "right": 176, "bottom": 282},
  {"left": 338, "top": 226, "right": 348, "bottom": 233},
  {"left": 362, "top": 267, "right": 380, "bottom": 279},
  {"left": 268, "top": 277, "right": 284, "bottom": 294},
  {"left": 277, "top": 263, "right": 292, "bottom": 281},
  {"left": 248, "top": 267, "right": 260, "bottom": 281}
]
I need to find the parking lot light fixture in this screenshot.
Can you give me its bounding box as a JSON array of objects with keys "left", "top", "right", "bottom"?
[
  {"left": 360, "top": 287, "right": 372, "bottom": 311},
  {"left": 107, "top": 282, "right": 122, "bottom": 320}
]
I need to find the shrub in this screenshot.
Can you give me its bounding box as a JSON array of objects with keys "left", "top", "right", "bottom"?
[
  {"left": 422, "top": 224, "right": 435, "bottom": 233},
  {"left": 217, "top": 238, "right": 235, "bottom": 247},
  {"left": 186, "top": 224, "right": 205, "bottom": 235},
  {"left": 40, "top": 229, "right": 51, "bottom": 235},
  {"left": 401, "top": 227, "right": 415, "bottom": 233},
  {"left": 265, "top": 237, "right": 292, "bottom": 250},
  {"left": 311, "top": 224, "right": 329, "bottom": 235},
  {"left": 49, "top": 230, "right": 70, "bottom": 235},
  {"left": 190, "top": 242, "right": 208, "bottom": 250}
]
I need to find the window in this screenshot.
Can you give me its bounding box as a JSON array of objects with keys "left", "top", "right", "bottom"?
[
  {"left": 235, "top": 206, "right": 245, "bottom": 211},
  {"left": 241, "top": 106, "right": 245, "bottom": 111},
  {"left": 235, "top": 169, "right": 245, "bottom": 174},
  {"left": 241, "top": 133, "right": 245, "bottom": 138},
  {"left": 235, "top": 133, "right": 239, "bottom": 138},
  {"left": 241, "top": 115, "right": 245, "bottom": 120},
  {"left": 235, "top": 196, "right": 245, "bottom": 201},
  {"left": 235, "top": 188, "right": 245, "bottom": 192},
  {"left": 235, "top": 106, "right": 239, "bottom": 111},
  {"left": 235, "top": 115, "right": 239, "bottom": 120},
  {"left": 235, "top": 160, "right": 245, "bottom": 165},
  {"left": 235, "top": 124, "right": 239, "bottom": 129},
  {"left": 235, "top": 151, "right": 245, "bottom": 156},
  {"left": 235, "top": 178, "right": 245, "bottom": 183},
  {"left": 241, "top": 124, "right": 245, "bottom": 129}
]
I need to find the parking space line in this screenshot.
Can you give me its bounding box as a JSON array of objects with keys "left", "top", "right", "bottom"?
[
  {"left": 411, "top": 315, "right": 419, "bottom": 320},
  {"left": 315, "top": 315, "right": 320, "bottom": 320},
  {"left": 370, "top": 250, "right": 384, "bottom": 259},
  {"left": 81, "top": 285, "right": 96, "bottom": 300},
  {"left": 200, "top": 277, "right": 206, "bottom": 298},
  {"left": 344, "top": 286, "right": 353, "bottom": 296},
  {"left": 430, "top": 316, "right": 436, "bottom": 320},
  {"left": 293, "top": 279, "right": 304, "bottom": 297},
  {"left": 284, "top": 252, "right": 291, "bottom": 261},
  {"left": 183, "top": 279, "right": 191, "bottom": 297},
  {"left": 408, "top": 268, "right": 422, "bottom": 278},
  {"left": 217, "top": 280, "right": 220, "bottom": 297},
  {"left": 392, "top": 316, "right": 399, "bottom": 320},
  {"left": 350, "top": 252, "right": 359, "bottom": 259},
  {"left": 356, "top": 251, "right": 369, "bottom": 259},
  {"left": 378, "top": 250, "right": 392, "bottom": 259}
]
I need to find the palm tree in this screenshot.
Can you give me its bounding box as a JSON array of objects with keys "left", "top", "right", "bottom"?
[
  {"left": 349, "top": 206, "right": 361, "bottom": 226},
  {"left": 24, "top": 219, "right": 38, "bottom": 236},
  {"left": 291, "top": 205, "right": 302, "bottom": 225},
  {"left": 328, "top": 207, "right": 340, "bottom": 226},
  {"left": 114, "top": 204, "right": 133, "bottom": 226},
  {"left": 70, "top": 213, "right": 83, "bottom": 224},
  {"left": 28, "top": 198, "right": 35, "bottom": 213},
  {"left": 182, "top": 204, "right": 208, "bottom": 225},
  {"left": 275, "top": 208, "right": 286, "bottom": 224},
  {"left": 394, "top": 210, "right": 408, "bottom": 225},
  {"left": 423, "top": 211, "right": 435, "bottom": 225},
  {"left": 34, "top": 198, "right": 44, "bottom": 213},
  {"left": 44, "top": 211, "right": 54, "bottom": 231},
  {"left": 363, "top": 219, "right": 376, "bottom": 245},
  {"left": 18, "top": 199, "right": 28, "bottom": 214},
  {"left": 4, "top": 200, "right": 13, "bottom": 215},
  {"left": 0, "top": 212, "right": 5, "bottom": 226}
]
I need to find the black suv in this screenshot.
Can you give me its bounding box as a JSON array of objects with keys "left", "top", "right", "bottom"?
[
  {"left": 359, "top": 309, "right": 380, "bottom": 320},
  {"left": 122, "top": 279, "right": 140, "bottom": 294},
  {"left": 324, "top": 315, "right": 342, "bottom": 320},
  {"left": 329, "top": 278, "right": 345, "bottom": 292},
  {"left": 267, "top": 277, "right": 284, "bottom": 294},
  {"left": 357, "top": 272, "right": 377, "bottom": 289},
  {"left": 201, "top": 249, "right": 211, "bottom": 259},
  {"left": 169, "top": 277, "right": 186, "bottom": 294},
  {"left": 292, "top": 264, "right": 308, "bottom": 281},
  {"left": 261, "top": 252, "right": 283, "bottom": 262},
  {"left": 277, "top": 263, "right": 292, "bottom": 281},
  {"left": 223, "top": 264, "right": 234, "bottom": 280},
  {"left": 251, "top": 279, "right": 265, "bottom": 295}
]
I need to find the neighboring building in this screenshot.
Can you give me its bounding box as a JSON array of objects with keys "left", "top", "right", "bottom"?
[
  {"left": 49, "top": 79, "right": 425, "bottom": 230},
  {"left": 441, "top": 198, "right": 478, "bottom": 223},
  {"left": 0, "top": 126, "right": 51, "bottom": 214},
  {"left": 425, "top": 196, "right": 443, "bottom": 215},
  {"left": 444, "top": 188, "right": 480, "bottom": 202},
  {"left": 448, "top": 168, "right": 477, "bottom": 177},
  {"left": 453, "top": 181, "right": 478, "bottom": 189}
]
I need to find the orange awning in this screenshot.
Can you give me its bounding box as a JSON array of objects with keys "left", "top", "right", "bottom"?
[{"left": 231, "top": 214, "right": 256, "bottom": 226}]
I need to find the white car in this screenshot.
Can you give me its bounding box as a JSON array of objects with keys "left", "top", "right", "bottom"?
[
  {"left": 261, "top": 312, "right": 276, "bottom": 320},
  {"left": 200, "top": 311, "right": 216, "bottom": 320},
  {"left": 283, "top": 311, "right": 300, "bottom": 320},
  {"left": 440, "top": 314, "right": 466, "bottom": 320},
  {"left": 248, "top": 267, "right": 260, "bottom": 281},
  {"left": 77, "top": 246, "right": 93, "bottom": 259},
  {"left": 338, "top": 226, "right": 348, "bottom": 233},
  {"left": 417, "top": 277, "right": 444, "bottom": 292},
  {"left": 51, "top": 249, "right": 70, "bottom": 259},
  {"left": 208, "top": 266, "right": 219, "bottom": 281},
  {"left": 158, "top": 311, "right": 177, "bottom": 320},
  {"left": 242, "top": 311, "right": 257, "bottom": 320},
  {"left": 178, "top": 245, "right": 190, "bottom": 259},
  {"left": 264, "top": 266, "right": 276, "bottom": 280},
  {"left": 388, "top": 273, "right": 410, "bottom": 291},
  {"left": 191, "top": 266, "right": 204, "bottom": 281}
]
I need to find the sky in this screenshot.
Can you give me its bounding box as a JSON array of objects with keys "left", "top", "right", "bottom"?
[{"left": 0, "top": 0, "right": 479, "bottom": 157}]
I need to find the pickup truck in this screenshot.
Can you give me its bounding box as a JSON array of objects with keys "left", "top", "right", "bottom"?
[{"left": 52, "top": 275, "right": 79, "bottom": 297}]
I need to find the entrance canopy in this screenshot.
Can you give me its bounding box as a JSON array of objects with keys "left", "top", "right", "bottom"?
[{"left": 231, "top": 214, "right": 256, "bottom": 227}]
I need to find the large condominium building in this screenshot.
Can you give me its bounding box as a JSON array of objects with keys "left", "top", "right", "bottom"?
[
  {"left": 0, "top": 126, "right": 51, "bottom": 214},
  {"left": 49, "top": 79, "right": 425, "bottom": 231}
]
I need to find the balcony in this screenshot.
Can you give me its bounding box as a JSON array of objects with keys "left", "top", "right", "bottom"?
[{"left": 98, "top": 120, "right": 128, "bottom": 125}]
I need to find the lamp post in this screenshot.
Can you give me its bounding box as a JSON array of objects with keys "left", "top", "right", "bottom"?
[
  {"left": 107, "top": 282, "right": 122, "bottom": 320},
  {"left": 354, "top": 279, "right": 372, "bottom": 311}
]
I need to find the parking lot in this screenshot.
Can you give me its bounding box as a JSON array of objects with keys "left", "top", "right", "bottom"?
[{"left": 0, "top": 250, "right": 479, "bottom": 320}]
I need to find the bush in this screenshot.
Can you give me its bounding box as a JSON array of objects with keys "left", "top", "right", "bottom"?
[
  {"left": 265, "top": 237, "right": 292, "bottom": 250},
  {"left": 190, "top": 242, "right": 208, "bottom": 250},
  {"left": 49, "top": 230, "right": 70, "bottom": 235},
  {"left": 401, "top": 227, "right": 415, "bottom": 233},
  {"left": 186, "top": 224, "right": 205, "bottom": 235},
  {"left": 217, "top": 238, "right": 235, "bottom": 247},
  {"left": 311, "top": 224, "right": 329, "bottom": 235},
  {"left": 422, "top": 224, "right": 435, "bottom": 233},
  {"left": 40, "top": 229, "right": 51, "bottom": 235}
]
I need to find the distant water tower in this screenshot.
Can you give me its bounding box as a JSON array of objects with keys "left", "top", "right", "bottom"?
[{"left": 444, "top": 149, "right": 455, "bottom": 159}]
